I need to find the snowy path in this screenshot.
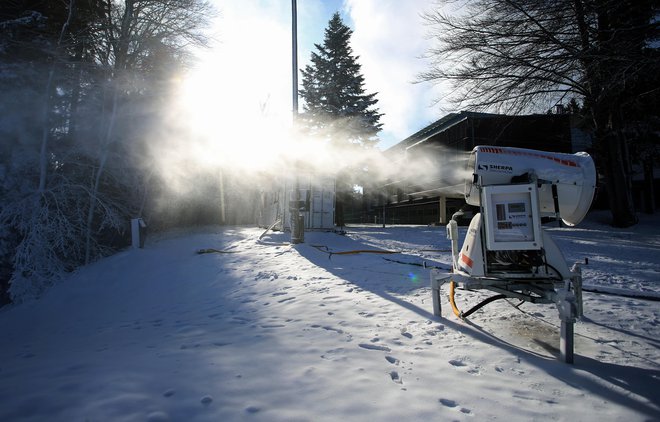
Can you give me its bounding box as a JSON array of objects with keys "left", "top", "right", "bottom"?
[{"left": 0, "top": 213, "right": 659, "bottom": 421}]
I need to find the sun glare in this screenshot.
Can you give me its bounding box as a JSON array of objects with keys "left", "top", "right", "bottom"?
[
  {"left": 176, "top": 64, "right": 293, "bottom": 173},
  {"left": 170, "top": 8, "right": 375, "bottom": 180},
  {"left": 173, "top": 9, "right": 295, "bottom": 174}
]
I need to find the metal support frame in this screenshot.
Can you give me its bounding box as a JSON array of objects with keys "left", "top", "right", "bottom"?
[
  {"left": 430, "top": 269, "right": 581, "bottom": 364},
  {"left": 431, "top": 276, "right": 445, "bottom": 317},
  {"left": 560, "top": 319, "right": 574, "bottom": 364}
]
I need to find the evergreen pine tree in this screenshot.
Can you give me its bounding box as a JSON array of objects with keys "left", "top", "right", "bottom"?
[
  {"left": 299, "top": 12, "right": 383, "bottom": 148},
  {"left": 299, "top": 12, "right": 383, "bottom": 227}
]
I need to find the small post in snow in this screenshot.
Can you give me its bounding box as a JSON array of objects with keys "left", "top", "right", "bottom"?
[{"left": 131, "top": 218, "right": 147, "bottom": 248}]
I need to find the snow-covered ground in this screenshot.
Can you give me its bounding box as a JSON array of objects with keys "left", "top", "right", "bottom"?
[{"left": 1, "top": 210, "right": 658, "bottom": 421}]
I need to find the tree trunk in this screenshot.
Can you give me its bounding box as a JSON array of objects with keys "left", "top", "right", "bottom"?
[
  {"left": 219, "top": 169, "right": 226, "bottom": 224},
  {"left": 38, "top": 69, "right": 54, "bottom": 194},
  {"left": 643, "top": 155, "right": 655, "bottom": 214},
  {"left": 84, "top": 85, "right": 118, "bottom": 264},
  {"left": 335, "top": 189, "right": 345, "bottom": 227},
  {"left": 37, "top": 0, "right": 77, "bottom": 194},
  {"left": 600, "top": 129, "right": 638, "bottom": 227}
]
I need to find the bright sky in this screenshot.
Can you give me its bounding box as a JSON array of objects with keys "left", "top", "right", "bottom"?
[{"left": 181, "top": 0, "right": 446, "bottom": 151}]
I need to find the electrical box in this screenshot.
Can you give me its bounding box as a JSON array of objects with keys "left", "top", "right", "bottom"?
[{"left": 482, "top": 184, "right": 542, "bottom": 251}]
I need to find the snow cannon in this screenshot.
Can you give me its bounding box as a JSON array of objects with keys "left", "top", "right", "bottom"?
[
  {"left": 431, "top": 146, "right": 595, "bottom": 364},
  {"left": 465, "top": 146, "right": 596, "bottom": 226}
]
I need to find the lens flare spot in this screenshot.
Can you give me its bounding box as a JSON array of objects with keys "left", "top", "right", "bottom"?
[{"left": 408, "top": 272, "right": 419, "bottom": 283}]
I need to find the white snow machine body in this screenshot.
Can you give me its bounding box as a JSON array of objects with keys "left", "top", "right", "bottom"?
[{"left": 431, "top": 146, "right": 597, "bottom": 363}]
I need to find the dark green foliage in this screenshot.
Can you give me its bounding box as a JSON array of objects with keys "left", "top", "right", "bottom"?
[{"left": 299, "top": 12, "right": 383, "bottom": 148}]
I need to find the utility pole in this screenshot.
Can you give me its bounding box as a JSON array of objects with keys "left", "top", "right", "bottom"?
[
  {"left": 290, "top": 0, "right": 304, "bottom": 244},
  {"left": 292, "top": 0, "right": 298, "bottom": 118}
]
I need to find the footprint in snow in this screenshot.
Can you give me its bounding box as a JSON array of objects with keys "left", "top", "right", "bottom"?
[
  {"left": 321, "top": 348, "right": 348, "bottom": 361},
  {"left": 385, "top": 355, "right": 399, "bottom": 365},
  {"left": 389, "top": 370, "right": 403, "bottom": 384},
  {"left": 180, "top": 343, "right": 201, "bottom": 350},
  {"left": 147, "top": 411, "right": 170, "bottom": 422},
  {"left": 231, "top": 316, "right": 250, "bottom": 324},
  {"left": 358, "top": 343, "right": 391, "bottom": 352},
  {"left": 278, "top": 297, "right": 295, "bottom": 303},
  {"left": 438, "top": 398, "right": 473, "bottom": 414},
  {"left": 322, "top": 326, "right": 344, "bottom": 334},
  {"left": 449, "top": 359, "right": 481, "bottom": 374},
  {"left": 439, "top": 398, "right": 458, "bottom": 408}
]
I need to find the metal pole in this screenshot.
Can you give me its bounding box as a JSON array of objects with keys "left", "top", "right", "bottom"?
[
  {"left": 290, "top": 0, "right": 303, "bottom": 244},
  {"left": 291, "top": 0, "right": 298, "bottom": 118}
]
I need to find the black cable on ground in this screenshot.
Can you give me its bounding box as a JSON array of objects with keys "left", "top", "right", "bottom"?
[
  {"left": 461, "top": 294, "right": 508, "bottom": 318},
  {"left": 196, "top": 248, "right": 239, "bottom": 255},
  {"left": 381, "top": 257, "right": 452, "bottom": 272},
  {"left": 310, "top": 244, "right": 397, "bottom": 259},
  {"left": 332, "top": 249, "right": 397, "bottom": 256},
  {"left": 581, "top": 286, "right": 660, "bottom": 302}
]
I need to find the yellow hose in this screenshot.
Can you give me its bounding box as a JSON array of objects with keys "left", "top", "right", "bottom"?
[{"left": 448, "top": 280, "right": 463, "bottom": 318}]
